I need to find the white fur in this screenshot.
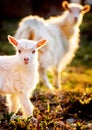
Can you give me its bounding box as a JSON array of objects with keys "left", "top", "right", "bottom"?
[
  {"left": 15, "top": 1, "right": 90, "bottom": 89},
  {"left": 0, "top": 36, "right": 46, "bottom": 117}
]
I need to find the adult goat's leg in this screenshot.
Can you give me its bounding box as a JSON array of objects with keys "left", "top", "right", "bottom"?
[
  {"left": 39, "top": 66, "right": 54, "bottom": 90},
  {"left": 53, "top": 68, "right": 62, "bottom": 89}
]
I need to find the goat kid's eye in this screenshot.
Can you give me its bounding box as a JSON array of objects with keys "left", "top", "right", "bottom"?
[
  {"left": 18, "top": 49, "right": 21, "bottom": 54},
  {"left": 32, "top": 50, "right": 35, "bottom": 54}
]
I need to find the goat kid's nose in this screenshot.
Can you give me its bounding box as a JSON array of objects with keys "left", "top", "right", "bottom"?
[{"left": 24, "top": 58, "right": 29, "bottom": 62}]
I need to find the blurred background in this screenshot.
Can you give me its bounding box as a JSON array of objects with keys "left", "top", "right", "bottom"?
[
  {"left": 0, "top": 0, "right": 92, "bottom": 67},
  {"left": 0, "top": 0, "right": 69, "bottom": 19},
  {"left": 0, "top": 1, "right": 92, "bottom": 129},
  {"left": 0, "top": 0, "right": 92, "bottom": 18}
]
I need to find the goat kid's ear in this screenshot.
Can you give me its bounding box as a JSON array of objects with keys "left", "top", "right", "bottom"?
[
  {"left": 36, "top": 39, "right": 47, "bottom": 49},
  {"left": 8, "top": 35, "right": 19, "bottom": 47},
  {"left": 81, "top": 5, "right": 91, "bottom": 14},
  {"left": 62, "top": 1, "right": 70, "bottom": 11}
]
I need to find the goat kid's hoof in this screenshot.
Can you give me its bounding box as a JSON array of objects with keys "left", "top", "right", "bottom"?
[{"left": 10, "top": 114, "right": 23, "bottom": 120}]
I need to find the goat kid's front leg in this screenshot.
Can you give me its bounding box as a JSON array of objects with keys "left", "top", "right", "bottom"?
[
  {"left": 6, "top": 94, "right": 20, "bottom": 114},
  {"left": 19, "top": 94, "right": 34, "bottom": 118},
  {"left": 10, "top": 94, "right": 20, "bottom": 113}
]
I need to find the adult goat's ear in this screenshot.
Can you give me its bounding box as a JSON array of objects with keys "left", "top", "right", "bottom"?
[
  {"left": 81, "top": 5, "right": 91, "bottom": 14},
  {"left": 8, "top": 35, "right": 18, "bottom": 47},
  {"left": 62, "top": 1, "right": 70, "bottom": 11},
  {"left": 36, "top": 39, "right": 47, "bottom": 49}
]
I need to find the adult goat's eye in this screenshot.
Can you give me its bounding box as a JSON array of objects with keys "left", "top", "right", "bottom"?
[
  {"left": 68, "top": 9, "right": 71, "bottom": 13},
  {"left": 32, "top": 50, "right": 35, "bottom": 54},
  {"left": 18, "top": 49, "right": 21, "bottom": 53}
]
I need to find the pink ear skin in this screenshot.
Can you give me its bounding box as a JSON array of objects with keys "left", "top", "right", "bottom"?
[
  {"left": 37, "top": 39, "right": 47, "bottom": 49},
  {"left": 8, "top": 35, "right": 18, "bottom": 47}
]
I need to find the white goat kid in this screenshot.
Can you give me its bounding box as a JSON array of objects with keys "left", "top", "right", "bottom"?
[
  {"left": 15, "top": 1, "right": 90, "bottom": 90},
  {"left": 0, "top": 35, "right": 46, "bottom": 117}
]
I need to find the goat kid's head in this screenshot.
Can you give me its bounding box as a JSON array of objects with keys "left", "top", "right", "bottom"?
[
  {"left": 62, "top": 1, "right": 90, "bottom": 25},
  {"left": 8, "top": 35, "right": 47, "bottom": 65}
]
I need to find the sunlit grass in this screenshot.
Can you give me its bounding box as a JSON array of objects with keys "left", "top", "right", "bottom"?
[{"left": 62, "top": 67, "right": 92, "bottom": 93}]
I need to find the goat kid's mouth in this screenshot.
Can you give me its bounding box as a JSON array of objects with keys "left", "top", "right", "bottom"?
[
  {"left": 74, "top": 18, "right": 78, "bottom": 24},
  {"left": 24, "top": 61, "right": 29, "bottom": 64}
]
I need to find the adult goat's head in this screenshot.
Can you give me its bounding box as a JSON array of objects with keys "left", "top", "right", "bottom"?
[{"left": 62, "top": 1, "right": 90, "bottom": 25}]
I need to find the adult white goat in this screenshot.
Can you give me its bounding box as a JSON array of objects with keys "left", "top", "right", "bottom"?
[
  {"left": 15, "top": 1, "right": 90, "bottom": 90},
  {"left": 0, "top": 35, "right": 46, "bottom": 117}
]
